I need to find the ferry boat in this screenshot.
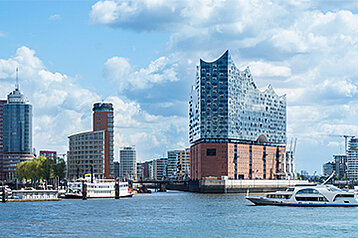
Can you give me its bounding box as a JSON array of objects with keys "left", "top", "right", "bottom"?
[
  {"left": 246, "top": 184, "right": 358, "bottom": 207},
  {"left": 65, "top": 175, "right": 134, "bottom": 199}
]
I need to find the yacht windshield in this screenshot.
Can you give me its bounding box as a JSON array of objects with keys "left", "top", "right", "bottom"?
[{"left": 296, "top": 188, "right": 320, "bottom": 194}]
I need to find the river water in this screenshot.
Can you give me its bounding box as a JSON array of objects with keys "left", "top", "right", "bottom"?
[{"left": 1, "top": 191, "right": 357, "bottom": 237}]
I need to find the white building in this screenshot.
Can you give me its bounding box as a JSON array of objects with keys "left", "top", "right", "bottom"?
[{"left": 119, "top": 146, "right": 137, "bottom": 180}]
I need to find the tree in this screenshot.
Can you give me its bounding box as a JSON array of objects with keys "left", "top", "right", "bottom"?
[
  {"left": 16, "top": 156, "right": 67, "bottom": 184},
  {"left": 53, "top": 157, "right": 66, "bottom": 180}
]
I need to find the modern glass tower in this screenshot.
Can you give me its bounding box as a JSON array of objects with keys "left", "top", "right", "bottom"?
[
  {"left": 0, "top": 80, "right": 33, "bottom": 181},
  {"left": 189, "top": 50, "right": 286, "bottom": 144},
  {"left": 189, "top": 50, "right": 287, "bottom": 180},
  {"left": 3, "top": 87, "right": 32, "bottom": 153}
]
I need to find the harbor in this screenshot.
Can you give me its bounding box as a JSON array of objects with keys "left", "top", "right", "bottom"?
[{"left": 1, "top": 191, "right": 358, "bottom": 237}]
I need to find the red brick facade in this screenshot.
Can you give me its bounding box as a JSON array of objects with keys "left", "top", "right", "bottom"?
[
  {"left": 190, "top": 142, "right": 285, "bottom": 180},
  {"left": 93, "top": 109, "right": 114, "bottom": 178}
]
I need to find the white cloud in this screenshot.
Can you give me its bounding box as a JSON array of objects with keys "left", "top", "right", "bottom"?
[
  {"left": 104, "top": 55, "right": 179, "bottom": 91},
  {"left": 49, "top": 14, "right": 61, "bottom": 20},
  {"left": 0, "top": 46, "right": 188, "bottom": 161},
  {"left": 249, "top": 61, "right": 291, "bottom": 77},
  {"left": 90, "top": 0, "right": 358, "bottom": 171}
]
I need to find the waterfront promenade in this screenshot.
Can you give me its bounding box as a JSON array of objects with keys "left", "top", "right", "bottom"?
[{"left": 1, "top": 191, "right": 357, "bottom": 237}]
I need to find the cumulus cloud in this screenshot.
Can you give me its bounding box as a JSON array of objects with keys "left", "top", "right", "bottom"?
[
  {"left": 91, "top": 0, "right": 358, "bottom": 171},
  {"left": 104, "top": 55, "right": 179, "bottom": 91},
  {"left": 0, "top": 46, "right": 188, "bottom": 161}
]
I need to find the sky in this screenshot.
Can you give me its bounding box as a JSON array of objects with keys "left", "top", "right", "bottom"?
[{"left": 1, "top": 0, "right": 358, "bottom": 174}]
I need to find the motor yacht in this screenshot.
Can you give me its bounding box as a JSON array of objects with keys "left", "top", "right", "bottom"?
[{"left": 246, "top": 184, "right": 358, "bottom": 206}]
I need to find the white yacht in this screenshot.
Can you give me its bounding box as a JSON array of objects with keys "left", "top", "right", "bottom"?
[
  {"left": 65, "top": 175, "right": 133, "bottom": 199},
  {"left": 246, "top": 184, "right": 358, "bottom": 207}
]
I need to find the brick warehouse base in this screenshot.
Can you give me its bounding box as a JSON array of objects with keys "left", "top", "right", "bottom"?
[{"left": 190, "top": 142, "right": 286, "bottom": 180}]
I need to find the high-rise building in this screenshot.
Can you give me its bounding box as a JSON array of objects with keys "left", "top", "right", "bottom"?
[
  {"left": 176, "top": 148, "right": 190, "bottom": 180},
  {"left": 67, "top": 130, "right": 105, "bottom": 179},
  {"left": 334, "top": 154, "right": 347, "bottom": 178},
  {"left": 39, "top": 150, "right": 57, "bottom": 160},
  {"left": 0, "top": 82, "right": 34, "bottom": 181},
  {"left": 93, "top": 102, "right": 114, "bottom": 178},
  {"left": 3, "top": 87, "right": 33, "bottom": 154},
  {"left": 119, "top": 146, "right": 137, "bottom": 180},
  {"left": 347, "top": 138, "right": 358, "bottom": 180},
  {"left": 189, "top": 50, "right": 286, "bottom": 180}
]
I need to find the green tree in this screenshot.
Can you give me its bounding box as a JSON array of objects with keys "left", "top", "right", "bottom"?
[
  {"left": 53, "top": 157, "right": 66, "bottom": 180},
  {"left": 40, "top": 156, "right": 55, "bottom": 181}
]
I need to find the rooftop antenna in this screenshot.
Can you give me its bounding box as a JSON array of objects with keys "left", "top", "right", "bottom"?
[{"left": 15, "top": 67, "right": 19, "bottom": 90}]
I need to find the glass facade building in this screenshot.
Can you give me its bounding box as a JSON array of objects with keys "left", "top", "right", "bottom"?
[
  {"left": 189, "top": 50, "right": 286, "bottom": 144},
  {"left": 0, "top": 86, "right": 33, "bottom": 181},
  {"left": 189, "top": 51, "right": 287, "bottom": 180},
  {"left": 3, "top": 88, "right": 32, "bottom": 154}
]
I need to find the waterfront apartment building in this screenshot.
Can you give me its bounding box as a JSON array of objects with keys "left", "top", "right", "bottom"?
[
  {"left": 189, "top": 50, "right": 286, "bottom": 180},
  {"left": 334, "top": 155, "right": 347, "bottom": 178},
  {"left": 0, "top": 84, "right": 34, "bottom": 181},
  {"left": 347, "top": 138, "right": 358, "bottom": 180},
  {"left": 39, "top": 150, "right": 57, "bottom": 160},
  {"left": 176, "top": 148, "right": 190, "bottom": 180},
  {"left": 119, "top": 146, "right": 137, "bottom": 180},
  {"left": 67, "top": 130, "right": 105, "bottom": 178},
  {"left": 93, "top": 102, "right": 114, "bottom": 178}
]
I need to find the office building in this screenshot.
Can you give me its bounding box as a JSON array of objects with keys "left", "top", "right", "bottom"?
[
  {"left": 0, "top": 82, "right": 34, "bottom": 181},
  {"left": 39, "top": 150, "right": 57, "bottom": 160},
  {"left": 67, "top": 130, "right": 105, "bottom": 179},
  {"left": 347, "top": 138, "right": 358, "bottom": 180},
  {"left": 119, "top": 146, "right": 137, "bottom": 180},
  {"left": 176, "top": 148, "right": 190, "bottom": 180},
  {"left": 93, "top": 102, "right": 114, "bottom": 178},
  {"left": 334, "top": 155, "right": 347, "bottom": 178},
  {"left": 189, "top": 50, "right": 286, "bottom": 180}
]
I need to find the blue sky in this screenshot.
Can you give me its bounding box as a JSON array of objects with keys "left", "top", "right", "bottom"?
[{"left": 1, "top": 0, "right": 358, "bottom": 174}]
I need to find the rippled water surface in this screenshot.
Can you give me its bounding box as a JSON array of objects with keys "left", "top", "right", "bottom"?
[{"left": 1, "top": 191, "right": 357, "bottom": 237}]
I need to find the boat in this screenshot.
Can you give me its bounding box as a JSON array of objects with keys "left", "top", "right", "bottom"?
[
  {"left": 64, "top": 175, "right": 134, "bottom": 199},
  {"left": 246, "top": 184, "right": 358, "bottom": 207}
]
